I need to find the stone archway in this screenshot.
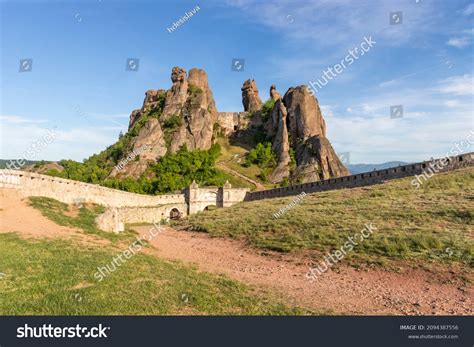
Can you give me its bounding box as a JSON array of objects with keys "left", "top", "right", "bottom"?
[
  {"left": 169, "top": 208, "right": 182, "bottom": 220},
  {"left": 203, "top": 205, "right": 217, "bottom": 211}
]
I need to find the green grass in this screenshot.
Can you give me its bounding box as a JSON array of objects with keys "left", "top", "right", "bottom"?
[
  {"left": 179, "top": 167, "right": 474, "bottom": 266},
  {"left": 27, "top": 197, "right": 137, "bottom": 243},
  {"left": 0, "top": 233, "right": 312, "bottom": 315},
  {"left": 216, "top": 138, "right": 275, "bottom": 189}
]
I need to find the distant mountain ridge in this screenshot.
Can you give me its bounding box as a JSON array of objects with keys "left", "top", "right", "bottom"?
[
  {"left": 0, "top": 159, "right": 38, "bottom": 169},
  {"left": 348, "top": 161, "right": 408, "bottom": 174}
]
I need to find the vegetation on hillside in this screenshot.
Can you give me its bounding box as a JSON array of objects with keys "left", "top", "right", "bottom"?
[
  {"left": 260, "top": 98, "right": 275, "bottom": 122},
  {"left": 179, "top": 168, "right": 474, "bottom": 266},
  {"left": 244, "top": 142, "right": 277, "bottom": 182},
  {"left": 44, "top": 143, "right": 243, "bottom": 194}
]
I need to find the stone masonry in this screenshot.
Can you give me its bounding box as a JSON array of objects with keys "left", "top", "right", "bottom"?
[{"left": 0, "top": 152, "right": 472, "bottom": 232}]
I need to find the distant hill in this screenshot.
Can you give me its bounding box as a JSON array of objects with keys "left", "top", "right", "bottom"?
[
  {"left": 348, "top": 161, "right": 408, "bottom": 174},
  {"left": 0, "top": 159, "right": 39, "bottom": 169}
]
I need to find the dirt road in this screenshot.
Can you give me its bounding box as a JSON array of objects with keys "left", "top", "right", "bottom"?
[{"left": 137, "top": 225, "right": 473, "bottom": 315}]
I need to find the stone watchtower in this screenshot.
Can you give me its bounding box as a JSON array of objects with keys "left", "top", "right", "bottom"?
[
  {"left": 221, "top": 180, "right": 233, "bottom": 208},
  {"left": 187, "top": 180, "right": 201, "bottom": 215},
  {"left": 186, "top": 180, "right": 250, "bottom": 215}
]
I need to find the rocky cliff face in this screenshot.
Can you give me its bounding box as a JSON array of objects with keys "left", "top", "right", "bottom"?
[
  {"left": 265, "top": 85, "right": 349, "bottom": 183},
  {"left": 168, "top": 68, "right": 217, "bottom": 153},
  {"left": 111, "top": 66, "right": 218, "bottom": 178},
  {"left": 111, "top": 66, "right": 347, "bottom": 183},
  {"left": 268, "top": 98, "right": 291, "bottom": 182}
]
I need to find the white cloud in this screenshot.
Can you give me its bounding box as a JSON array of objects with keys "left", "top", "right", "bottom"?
[
  {"left": 463, "top": 3, "right": 474, "bottom": 15},
  {"left": 320, "top": 104, "right": 335, "bottom": 118},
  {"left": 447, "top": 28, "right": 473, "bottom": 48},
  {"left": 0, "top": 115, "right": 48, "bottom": 124},
  {"left": 0, "top": 120, "right": 125, "bottom": 161},
  {"left": 447, "top": 36, "right": 471, "bottom": 48},
  {"left": 444, "top": 100, "right": 461, "bottom": 108},
  {"left": 436, "top": 74, "right": 474, "bottom": 96},
  {"left": 378, "top": 79, "right": 399, "bottom": 88},
  {"left": 226, "top": 0, "right": 439, "bottom": 48},
  {"left": 321, "top": 77, "right": 473, "bottom": 163}
]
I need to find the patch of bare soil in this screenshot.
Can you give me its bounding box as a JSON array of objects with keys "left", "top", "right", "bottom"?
[
  {"left": 136, "top": 225, "right": 473, "bottom": 315},
  {"left": 0, "top": 189, "right": 109, "bottom": 246}
]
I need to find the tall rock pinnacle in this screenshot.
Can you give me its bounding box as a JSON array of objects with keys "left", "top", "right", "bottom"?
[{"left": 241, "top": 79, "right": 263, "bottom": 113}]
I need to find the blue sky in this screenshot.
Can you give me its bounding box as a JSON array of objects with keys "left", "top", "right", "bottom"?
[{"left": 1, "top": 0, "right": 473, "bottom": 164}]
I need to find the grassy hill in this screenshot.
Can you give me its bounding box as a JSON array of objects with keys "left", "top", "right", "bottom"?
[{"left": 179, "top": 167, "right": 474, "bottom": 267}]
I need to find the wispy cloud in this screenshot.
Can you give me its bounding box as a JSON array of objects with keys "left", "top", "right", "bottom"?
[
  {"left": 0, "top": 115, "right": 48, "bottom": 124},
  {"left": 226, "top": 0, "right": 438, "bottom": 48},
  {"left": 322, "top": 75, "right": 473, "bottom": 163},
  {"left": 447, "top": 28, "right": 473, "bottom": 48},
  {"left": 436, "top": 74, "right": 473, "bottom": 96},
  {"left": 463, "top": 3, "right": 474, "bottom": 16},
  {"left": 0, "top": 119, "right": 123, "bottom": 161}
]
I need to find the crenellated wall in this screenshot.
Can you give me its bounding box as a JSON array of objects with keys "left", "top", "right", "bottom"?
[{"left": 245, "top": 152, "right": 474, "bottom": 201}]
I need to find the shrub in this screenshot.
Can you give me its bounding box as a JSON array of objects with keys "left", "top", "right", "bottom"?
[
  {"left": 163, "top": 114, "right": 183, "bottom": 129},
  {"left": 150, "top": 144, "right": 223, "bottom": 193},
  {"left": 260, "top": 99, "right": 275, "bottom": 122},
  {"left": 187, "top": 84, "right": 203, "bottom": 96},
  {"left": 245, "top": 142, "right": 276, "bottom": 169}
]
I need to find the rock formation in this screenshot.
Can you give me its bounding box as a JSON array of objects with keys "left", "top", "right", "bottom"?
[
  {"left": 270, "top": 84, "right": 281, "bottom": 101},
  {"left": 168, "top": 68, "right": 217, "bottom": 152},
  {"left": 294, "top": 135, "right": 349, "bottom": 182},
  {"left": 268, "top": 97, "right": 291, "bottom": 182},
  {"left": 265, "top": 85, "right": 349, "bottom": 183},
  {"left": 283, "top": 86, "right": 326, "bottom": 142},
  {"left": 161, "top": 67, "right": 188, "bottom": 118},
  {"left": 241, "top": 79, "right": 263, "bottom": 113},
  {"left": 112, "top": 67, "right": 348, "bottom": 183},
  {"left": 112, "top": 66, "right": 218, "bottom": 178},
  {"left": 128, "top": 88, "right": 167, "bottom": 129}
]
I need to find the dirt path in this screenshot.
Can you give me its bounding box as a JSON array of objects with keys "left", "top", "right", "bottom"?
[
  {"left": 216, "top": 163, "right": 265, "bottom": 190},
  {"left": 0, "top": 189, "right": 109, "bottom": 246},
  {"left": 137, "top": 225, "right": 473, "bottom": 315}
]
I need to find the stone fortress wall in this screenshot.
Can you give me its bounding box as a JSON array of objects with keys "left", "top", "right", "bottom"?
[
  {"left": 1, "top": 152, "right": 472, "bottom": 232},
  {"left": 245, "top": 152, "right": 474, "bottom": 201},
  {"left": 0, "top": 170, "right": 185, "bottom": 207},
  {"left": 0, "top": 169, "right": 249, "bottom": 232},
  {"left": 216, "top": 112, "right": 250, "bottom": 136}
]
